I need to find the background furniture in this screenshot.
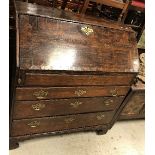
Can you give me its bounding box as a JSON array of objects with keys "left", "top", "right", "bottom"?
[
  {"left": 119, "top": 81, "right": 145, "bottom": 120},
  {"left": 119, "top": 47, "right": 145, "bottom": 120},
  {"left": 54, "top": 0, "right": 144, "bottom": 41},
  {"left": 124, "top": 0, "right": 145, "bottom": 41},
  {"left": 16, "top": 0, "right": 144, "bottom": 41},
  {"left": 10, "top": 1, "right": 139, "bottom": 149},
  {"left": 81, "top": 0, "right": 131, "bottom": 22}
]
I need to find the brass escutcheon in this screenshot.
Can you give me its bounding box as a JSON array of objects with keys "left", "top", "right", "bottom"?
[
  {"left": 27, "top": 121, "right": 40, "bottom": 128},
  {"left": 18, "top": 78, "right": 22, "bottom": 84},
  {"left": 70, "top": 101, "right": 83, "bottom": 108},
  {"left": 75, "top": 90, "right": 87, "bottom": 97},
  {"left": 64, "top": 118, "right": 75, "bottom": 124},
  {"left": 96, "top": 114, "right": 105, "bottom": 120},
  {"left": 32, "top": 103, "right": 45, "bottom": 111},
  {"left": 81, "top": 25, "right": 94, "bottom": 36},
  {"left": 33, "top": 90, "right": 48, "bottom": 99},
  {"left": 110, "top": 88, "right": 118, "bottom": 97}
]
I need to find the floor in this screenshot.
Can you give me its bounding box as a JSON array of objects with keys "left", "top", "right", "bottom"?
[{"left": 10, "top": 120, "right": 144, "bottom": 155}]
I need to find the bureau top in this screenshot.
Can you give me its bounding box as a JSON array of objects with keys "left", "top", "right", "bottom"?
[{"left": 15, "top": 1, "right": 139, "bottom": 73}]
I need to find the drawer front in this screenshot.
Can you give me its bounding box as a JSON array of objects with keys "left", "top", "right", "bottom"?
[
  {"left": 13, "top": 96, "right": 124, "bottom": 119},
  {"left": 11, "top": 111, "right": 114, "bottom": 136},
  {"left": 16, "top": 86, "right": 130, "bottom": 100},
  {"left": 24, "top": 73, "right": 134, "bottom": 86}
]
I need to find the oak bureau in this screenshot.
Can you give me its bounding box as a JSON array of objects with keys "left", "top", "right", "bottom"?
[{"left": 9, "top": 1, "right": 139, "bottom": 149}]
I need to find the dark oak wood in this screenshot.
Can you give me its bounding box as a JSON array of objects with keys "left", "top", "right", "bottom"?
[
  {"left": 18, "top": 14, "right": 138, "bottom": 72},
  {"left": 24, "top": 73, "right": 135, "bottom": 86},
  {"left": 10, "top": 123, "right": 108, "bottom": 141},
  {"left": 96, "top": 129, "right": 108, "bottom": 135},
  {"left": 9, "top": 0, "right": 18, "bottom": 150},
  {"left": 13, "top": 96, "right": 124, "bottom": 119},
  {"left": 15, "top": 1, "right": 133, "bottom": 29},
  {"left": 119, "top": 48, "right": 145, "bottom": 120},
  {"left": 9, "top": 138, "right": 19, "bottom": 150},
  {"left": 27, "top": 0, "right": 53, "bottom": 7},
  {"left": 119, "top": 83, "right": 145, "bottom": 120},
  {"left": 9, "top": 1, "right": 139, "bottom": 149},
  {"left": 11, "top": 111, "right": 114, "bottom": 136},
  {"left": 16, "top": 86, "right": 130, "bottom": 100}
]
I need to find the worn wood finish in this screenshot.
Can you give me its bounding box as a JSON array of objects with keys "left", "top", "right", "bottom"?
[
  {"left": 10, "top": 123, "right": 108, "bottom": 142},
  {"left": 9, "top": 138, "right": 19, "bottom": 150},
  {"left": 121, "top": 92, "right": 144, "bottom": 115},
  {"left": 16, "top": 86, "right": 130, "bottom": 100},
  {"left": 28, "top": 0, "right": 53, "bottom": 7},
  {"left": 15, "top": 1, "right": 133, "bottom": 29},
  {"left": 18, "top": 14, "right": 138, "bottom": 72},
  {"left": 119, "top": 83, "right": 145, "bottom": 120},
  {"left": 10, "top": 0, "right": 18, "bottom": 150},
  {"left": 13, "top": 96, "right": 124, "bottom": 119},
  {"left": 11, "top": 111, "right": 114, "bottom": 136},
  {"left": 10, "top": 2, "right": 139, "bottom": 149},
  {"left": 24, "top": 73, "right": 135, "bottom": 86}
]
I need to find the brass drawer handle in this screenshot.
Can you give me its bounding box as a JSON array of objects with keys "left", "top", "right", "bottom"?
[
  {"left": 33, "top": 90, "right": 48, "bottom": 99},
  {"left": 70, "top": 101, "right": 83, "bottom": 108},
  {"left": 81, "top": 25, "right": 93, "bottom": 36},
  {"left": 32, "top": 103, "right": 45, "bottom": 111},
  {"left": 75, "top": 89, "right": 87, "bottom": 97},
  {"left": 104, "top": 99, "right": 114, "bottom": 106},
  {"left": 27, "top": 121, "right": 40, "bottom": 128},
  {"left": 64, "top": 118, "right": 75, "bottom": 124},
  {"left": 110, "top": 88, "right": 118, "bottom": 97},
  {"left": 96, "top": 114, "right": 105, "bottom": 120}
]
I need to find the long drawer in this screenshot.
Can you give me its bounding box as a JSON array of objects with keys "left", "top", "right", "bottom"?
[
  {"left": 11, "top": 111, "right": 114, "bottom": 136},
  {"left": 16, "top": 86, "right": 130, "bottom": 100},
  {"left": 23, "top": 73, "right": 134, "bottom": 86},
  {"left": 13, "top": 96, "right": 124, "bottom": 119}
]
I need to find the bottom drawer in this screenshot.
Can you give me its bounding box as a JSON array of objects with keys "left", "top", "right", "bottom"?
[{"left": 11, "top": 111, "right": 114, "bottom": 136}]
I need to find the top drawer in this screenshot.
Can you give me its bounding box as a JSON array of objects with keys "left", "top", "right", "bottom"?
[
  {"left": 22, "top": 73, "right": 135, "bottom": 86},
  {"left": 16, "top": 86, "right": 130, "bottom": 101}
]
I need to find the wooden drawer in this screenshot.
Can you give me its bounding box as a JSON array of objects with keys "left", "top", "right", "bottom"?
[
  {"left": 13, "top": 96, "right": 124, "bottom": 119},
  {"left": 16, "top": 86, "right": 130, "bottom": 100},
  {"left": 24, "top": 73, "right": 134, "bottom": 86},
  {"left": 11, "top": 111, "right": 114, "bottom": 136}
]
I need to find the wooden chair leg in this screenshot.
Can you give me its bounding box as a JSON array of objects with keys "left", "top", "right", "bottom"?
[
  {"left": 61, "top": 0, "right": 68, "bottom": 10},
  {"left": 81, "top": 0, "right": 90, "bottom": 14},
  {"left": 52, "top": 0, "right": 57, "bottom": 8},
  {"left": 118, "top": 1, "right": 131, "bottom": 23}
]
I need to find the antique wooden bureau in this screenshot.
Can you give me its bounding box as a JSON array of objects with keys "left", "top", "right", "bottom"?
[{"left": 10, "top": 1, "right": 139, "bottom": 149}]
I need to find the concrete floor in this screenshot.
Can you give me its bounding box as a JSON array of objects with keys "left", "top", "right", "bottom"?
[{"left": 10, "top": 120, "right": 144, "bottom": 155}]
